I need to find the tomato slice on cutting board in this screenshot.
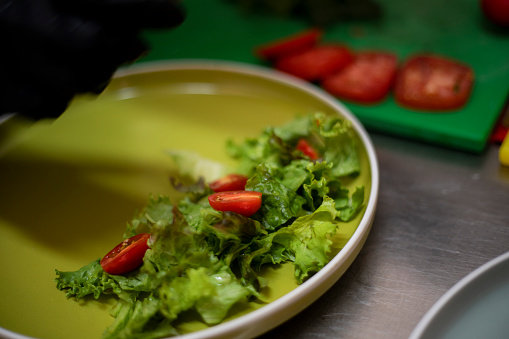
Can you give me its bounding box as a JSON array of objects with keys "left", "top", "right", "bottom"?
[
  {"left": 275, "top": 44, "right": 354, "bottom": 82},
  {"left": 322, "top": 51, "right": 398, "bottom": 104},
  {"left": 208, "top": 190, "right": 262, "bottom": 217},
  {"left": 394, "top": 54, "right": 475, "bottom": 111},
  {"left": 255, "top": 28, "right": 322, "bottom": 60},
  {"left": 100, "top": 233, "right": 151, "bottom": 275},
  {"left": 481, "top": 0, "right": 509, "bottom": 27}
]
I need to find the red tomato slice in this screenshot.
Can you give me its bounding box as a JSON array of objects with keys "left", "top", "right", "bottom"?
[
  {"left": 208, "top": 190, "right": 262, "bottom": 217},
  {"left": 296, "top": 138, "right": 319, "bottom": 160},
  {"left": 275, "top": 45, "right": 354, "bottom": 82},
  {"left": 394, "top": 54, "right": 475, "bottom": 111},
  {"left": 322, "top": 51, "right": 398, "bottom": 104},
  {"left": 210, "top": 174, "right": 249, "bottom": 192},
  {"left": 255, "top": 29, "right": 322, "bottom": 60},
  {"left": 100, "top": 233, "right": 150, "bottom": 275},
  {"left": 481, "top": 0, "right": 509, "bottom": 27}
]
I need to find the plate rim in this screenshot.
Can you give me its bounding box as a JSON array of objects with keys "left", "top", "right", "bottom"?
[
  {"left": 409, "top": 250, "right": 509, "bottom": 339},
  {"left": 0, "top": 59, "right": 380, "bottom": 339}
]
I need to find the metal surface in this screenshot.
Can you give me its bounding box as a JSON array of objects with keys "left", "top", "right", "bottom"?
[{"left": 260, "top": 134, "right": 509, "bottom": 339}]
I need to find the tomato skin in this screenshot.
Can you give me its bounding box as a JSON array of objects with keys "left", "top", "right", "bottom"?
[
  {"left": 394, "top": 54, "right": 474, "bottom": 111},
  {"left": 322, "top": 51, "right": 398, "bottom": 104},
  {"left": 100, "top": 233, "right": 150, "bottom": 275},
  {"left": 210, "top": 174, "right": 249, "bottom": 192},
  {"left": 255, "top": 29, "right": 322, "bottom": 60},
  {"left": 490, "top": 124, "right": 508, "bottom": 143},
  {"left": 208, "top": 190, "right": 262, "bottom": 217},
  {"left": 275, "top": 45, "right": 354, "bottom": 82},
  {"left": 481, "top": 0, "right": 509, "bottom": 26},
  {"left": 296, "top": 138, "right": 319, "bottom": 160}
]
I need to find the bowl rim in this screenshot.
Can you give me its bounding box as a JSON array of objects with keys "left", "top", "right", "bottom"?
[{"left": 409, "top": 250, "right": 509, "bottom": 339}]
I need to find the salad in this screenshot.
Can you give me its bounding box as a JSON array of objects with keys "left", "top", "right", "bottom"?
[{"left": 55, "top": 112, "right": 365, "bottom": 339}]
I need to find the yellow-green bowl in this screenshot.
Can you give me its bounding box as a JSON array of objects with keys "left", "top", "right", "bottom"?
[{"left": 0, "top": 60, "right": 379, "bottom": 339}]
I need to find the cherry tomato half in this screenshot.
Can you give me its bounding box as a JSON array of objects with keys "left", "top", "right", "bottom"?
[
  {"left": 275, "top": 45, "right": 354, "bottom": 82},
  {"left": 322, "top": 51, "right": 398, "bottom": 104},
  {"left": 208, "top": 190, "right": 262, "bottom": 217},
  {"left": 394, "top": 54, "right": 474, "bottom": 111},
  {"left": 255, "top": 28, "right": 322, "bottom": 60},
  {"left": 209, "top": 174, "right": 249, "bottom": 192},
  {"left": 296, "top": 138, "right": 319, "bottom": 160},
  {"left": 100, "top": 233, "right": 150, "bottom": 275}
]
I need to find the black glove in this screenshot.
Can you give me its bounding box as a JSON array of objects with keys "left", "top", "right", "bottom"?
[{"left": 0, "top": 0, "right": 185, "bottom": 119}]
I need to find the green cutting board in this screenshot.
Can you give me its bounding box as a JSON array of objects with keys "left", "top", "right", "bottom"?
[{"left": 140, "top": 0, "right": 509, "bottom": 153}]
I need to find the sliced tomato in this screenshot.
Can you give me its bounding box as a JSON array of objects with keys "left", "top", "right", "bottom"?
[
  {"left": 296, "top": 138, "right": 319, "bottom": 160},
  {"left": 481, "top": 0, "right": 509, "bottom": 27},
  {"left": 210, "top": 174, "right": 249, "bottom": 192},
  {"left": 100, "top": 233, "right": 150, "bottom": 275},
  {"left": 394, "top": 54, "right": 475, "bottom": 111},
  {"left": 275, "top": 45, "right": 354, "bottom": 82},
  {"left": 255, "top": 28, "right": 322, "bottom": 60},
  {"left": 322, "top": 51, "right": 398, "bottom": 104},
  {"left": 208, "top": 190, "right": 262, "bottom": 217}
]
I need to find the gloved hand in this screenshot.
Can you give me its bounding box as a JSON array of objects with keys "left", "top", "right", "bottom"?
[{"left": 0, "top": 0, "right": 185, "bottom": 119}]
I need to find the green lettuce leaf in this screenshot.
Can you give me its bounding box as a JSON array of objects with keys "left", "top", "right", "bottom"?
[
  {"left": 273, "top": 114, "right": 312, "bottom": 141},
  {"left": 227, "top": 112, "right": 361, "bottom": 178},
  {"left": 55, "top": 112, "right": 367, "bottom": 338},
  {"left": 55, "top": 260, "right": 125, "bottom": 300},
  {"left": 246, "top": 163, "right": 306, "bottom": 231},
  {"left": 315, "top": 112, "right": 361, "bottom": 177},
  {"left": 104, "top": 297, "right": 178, "bottom": 339},
  {"left": 226, "top": 130, "right": 292, "bottom": 176},
  {"left": 56, "top": 196, "right": 254, "bottom": 339},
  {"left": 337, "top": 185, "right": 365, "bottom": 222},
  {"left": 125, "top": 195, "right": 175, "bottom": 238},
  {"left": 243, "top": 197, "right": 340, "bottom": 284},
  {"left": 178, "top": 196, "right": 266, "bottom": 268}
]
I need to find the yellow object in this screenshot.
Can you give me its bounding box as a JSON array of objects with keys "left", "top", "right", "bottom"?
[{"left": 500, "top": 133, "right": 509, "bottom": 166}]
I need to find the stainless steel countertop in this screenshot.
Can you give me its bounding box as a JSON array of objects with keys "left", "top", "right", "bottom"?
[{"left": 260, "top": 132, "right": 509, "bottom": 339}]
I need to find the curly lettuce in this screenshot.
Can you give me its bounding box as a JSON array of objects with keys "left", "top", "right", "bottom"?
[{"left": 55, "top": 112, "right": 366, "bottom": 338}]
